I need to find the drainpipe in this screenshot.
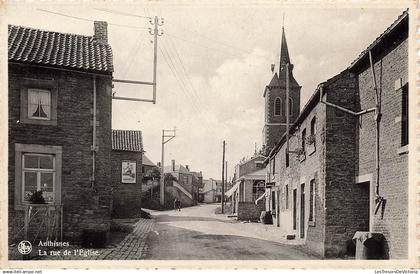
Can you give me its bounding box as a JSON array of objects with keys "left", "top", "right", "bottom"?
[
  {"left": 369, "top": 51, "right": 382, "bottom": 210},
  {"left": 91, "top": 76, "right": 97, "bottom": 188}
]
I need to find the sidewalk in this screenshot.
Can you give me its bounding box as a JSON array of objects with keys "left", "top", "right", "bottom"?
[{"left": 97, "top": 218, "right": 155, "bottom": 260}]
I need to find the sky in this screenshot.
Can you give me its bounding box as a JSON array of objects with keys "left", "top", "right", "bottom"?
[{"left": 6, "top": 2, "right": 407, "bottom": 180}]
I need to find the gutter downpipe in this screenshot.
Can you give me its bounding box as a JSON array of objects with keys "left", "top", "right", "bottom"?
[
  {"left": 91, "top": 76, "right": 97, "bottom": 188},
  {"left": 369, "top": 51, "right": 382, "bottom": 221}
]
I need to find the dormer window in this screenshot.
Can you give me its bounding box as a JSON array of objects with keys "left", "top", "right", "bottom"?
[{"left": 28, "top": 88, "right": 51, "bottom": 120}]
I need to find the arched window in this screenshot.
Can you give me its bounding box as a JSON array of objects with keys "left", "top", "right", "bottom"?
[
  {"left": 274, "top": 97, "right": 282, "bottom": 116},
  {"left": 288, "top": 98, "right": 293, "bottom": 116}
]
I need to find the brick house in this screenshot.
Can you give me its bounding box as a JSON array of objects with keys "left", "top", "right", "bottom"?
[
  {"left": 111, "top": 130, "right": 143, "bottom": 219},
  {"left": 348, "top": 11, "right": 409, "bottom": 259},
  {"left": 8, "top": 22, "right": 114, "bottom": 244},
  {"left": 263, "top": 11, "right": 408, "bottom": 258}
]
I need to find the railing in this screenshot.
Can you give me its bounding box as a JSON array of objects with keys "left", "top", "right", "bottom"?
[{"left": 23, "top": 204, "right": 63, "bottom": 242}]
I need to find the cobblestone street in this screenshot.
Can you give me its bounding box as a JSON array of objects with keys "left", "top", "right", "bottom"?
[{"left": 97, "top": 218, "right": 155, "bottom": 260}]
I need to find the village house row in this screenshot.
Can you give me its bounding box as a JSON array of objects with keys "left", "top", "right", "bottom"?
[
  {"left": 7, "top": 21, "right": 203, "bottom": 248},
  {"left": 227, "top": 10, "right": 409, "bottom": 259}
]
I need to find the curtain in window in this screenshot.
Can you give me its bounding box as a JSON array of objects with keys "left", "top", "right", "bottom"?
[{"left": 28, "top": 89, "right": 50, "bottom": 119}]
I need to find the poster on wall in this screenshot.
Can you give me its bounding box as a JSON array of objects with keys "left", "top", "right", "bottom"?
[{"left": 121, "top": 160, "right": 136, "bottom": 184}]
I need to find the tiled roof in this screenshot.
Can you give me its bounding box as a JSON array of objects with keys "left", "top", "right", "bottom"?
[
  {"left": 8, "top": 25, "right": 113, "bottom": 73},
  {"left": 112, "top": 130, "right": 143, "bottom": 152}
]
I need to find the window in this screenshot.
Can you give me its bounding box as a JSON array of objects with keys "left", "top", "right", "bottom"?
[
  {"left": 302, "top": 128, "right": 306, "bottom": 152},
  {"left": 252, "top": 181, "right": 265, "bottom": 201},
  {"left": 15, "top": 143, "right": 62, "bottom": 209},
  {"left": 274, "top": 97, "right": 282, "bottom": 116},
  {"left": 309, "top": 179, "right": 315, "bottom": 224},
  {"left": 20, "top": 79, "right": 58, "bottom": 126},
  {"left": 401, "top": 85, "right": 408, "bottom": 146},
  {"left": 285, "top": 184, "right": 289, "bottom": 209},
  {"left": 22, "top": 154, "right": 55, "bottom": 203},
  {"left": 310, "top": 117, "right": 317, "bottom": 136},
  {"left": 285, "top": 150, "right": 289, "bottom": 167},
  {"left": 28, "top": 89, "right": 51, "bottom": 120},
  {"left": 272, "top": 157, "right": 276, "bottom": 175},
  {"left": 288, "top": 98, "right": 293, "bottom": 116}
]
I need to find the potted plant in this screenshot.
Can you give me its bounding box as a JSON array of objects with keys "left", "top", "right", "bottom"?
[{"left": 28, "top": 190, "right": 46, "bottom": 204}]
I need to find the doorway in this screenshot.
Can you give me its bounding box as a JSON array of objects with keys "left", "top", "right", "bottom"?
[{"left": 300, "top": 183, "right": 305, "bottom": 238}]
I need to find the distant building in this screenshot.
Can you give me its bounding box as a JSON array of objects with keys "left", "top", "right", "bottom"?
[
  {"left": 199, "top": 178, "right": 220, "bottom": 203},
  {"left": 227, "top": 155, "right": 266, "bottom": 221},
  {"left": 263, "top": 11, "right": 408, "bottom": 259},
  {"left": 111, "top": 130, "right": 143, "bottom": 219},
  {"left": 163, "top": 160, "right": 201, "bottom": 207}
]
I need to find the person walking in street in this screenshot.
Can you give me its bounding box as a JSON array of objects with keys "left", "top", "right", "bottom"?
[{"left": 174, "top": 198, "right": 181, "bottom": 211}]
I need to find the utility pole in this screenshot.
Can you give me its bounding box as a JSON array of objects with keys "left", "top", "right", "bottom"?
[
  {"left": 112, "top": 15, "right": 163, "bottom": 103},
  {"left": 149, "top": 16, "right": 164, "bottom": 104},
  {"left": 221, "top": 141, "right": 225, "bottom": 214},
  {"left": 160, "top": 128, "right": 176, "bottom": 206},
  {"left": 225, "top": 161, "right": 228, "bottom": 195}
]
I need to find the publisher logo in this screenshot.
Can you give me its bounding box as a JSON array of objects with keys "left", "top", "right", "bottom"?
[{"left": 17, "top": 240, "right": 32, "bottom": 255}]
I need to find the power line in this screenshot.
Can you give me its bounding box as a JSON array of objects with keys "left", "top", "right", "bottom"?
[
  {"left": 167, "top": 23, "right": 252, "bottom": 55},
  {"left": 163, "top": 36, "right": 212, "bottom": 115},
  {"left": 37, "top": 9, "right": 150, "bottom": 30},
  {"left": 94, "top": 8, "right": 152, "bottom": 19},
  {"left": 158, "top": 44, "right": 211, "bottom": 125},
  {"left": 159, "top": 45, "right": 205, "bottom": 119},
  {"left": 165, "top": 32, "right": 245, "bottom": 58}
]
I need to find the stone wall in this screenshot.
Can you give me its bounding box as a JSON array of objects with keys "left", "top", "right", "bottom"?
[
  {"left": 8, "top": 64, "right": 113, "bottom": 244},
  {"left": 324, "top": 71, "right": 370, "bottom": 258},
  {"left": 111, "top": 150, "right": 143, "bottom": 219}
]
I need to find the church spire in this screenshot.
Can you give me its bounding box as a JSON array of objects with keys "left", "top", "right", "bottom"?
[{"left": 279, "top": 26, "right": 291, "bottom": 73}]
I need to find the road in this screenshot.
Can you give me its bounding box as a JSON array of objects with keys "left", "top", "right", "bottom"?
[{"left": 144, "top": 204, "right": 318, "bottom": 260}]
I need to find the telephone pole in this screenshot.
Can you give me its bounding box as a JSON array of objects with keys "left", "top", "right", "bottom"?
[
  {"left": 112, "top": 15, "right": 164, "bottom": 104},
  {"left": 221, "top": 141, "right": 225, "bottom": 214},
  {"left": 160, "top": 128, "right": 176, "bottom": 206},
  {"left": 225, "top": 160, "right": 228, "bottom": 196}
]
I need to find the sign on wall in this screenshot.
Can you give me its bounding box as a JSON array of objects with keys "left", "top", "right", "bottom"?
[{"left": 121, "top": 160, "right": 136, "bottom": 184}]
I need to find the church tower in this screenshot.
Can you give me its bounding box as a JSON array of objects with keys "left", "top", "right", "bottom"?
[{"left": 262, "top": 26, "right": 301, "bottom": 155}]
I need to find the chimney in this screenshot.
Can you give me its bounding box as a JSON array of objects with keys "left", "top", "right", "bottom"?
[
  {"left": 185, "top": 165, "right": 189, "bottom": 171},
  {"left": 172, "top": 160, "right": 175, "bottom": 171},
  {"left": 94, "top": 21, "right": 108, "bottom": 44}
]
